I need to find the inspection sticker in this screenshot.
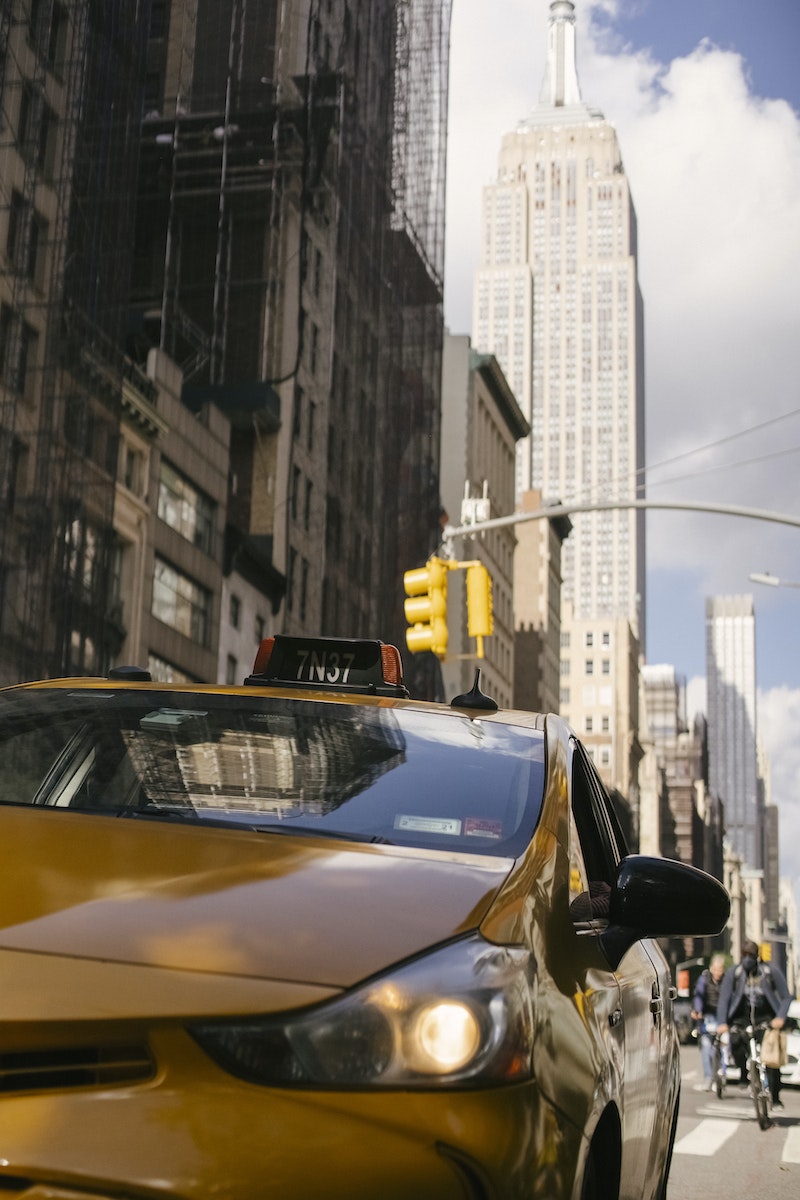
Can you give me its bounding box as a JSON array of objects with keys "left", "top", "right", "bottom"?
[
  {"left": 464, "top": 818, "right": 503, "bottom": 839},
  {"left": 394, "top": 815, "right": 462, "bottom": 836}
]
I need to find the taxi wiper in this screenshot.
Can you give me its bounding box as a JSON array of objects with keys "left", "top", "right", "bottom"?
[{"left": 253, "top": 823, "right": 394, "bottom": 845}]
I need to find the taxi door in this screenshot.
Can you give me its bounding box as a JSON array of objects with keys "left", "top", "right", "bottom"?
[{"left": 569, "top": 743, "right": 662, "bottom": 1200}]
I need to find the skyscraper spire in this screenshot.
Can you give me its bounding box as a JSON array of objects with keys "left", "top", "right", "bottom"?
[{"left": 538, "top": 1, "right": 583, "bottom": 108}]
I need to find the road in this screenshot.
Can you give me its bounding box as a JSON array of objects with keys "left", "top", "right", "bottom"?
[{"left": 669, "top": 1043, "right": 800, "bottom": 1199}]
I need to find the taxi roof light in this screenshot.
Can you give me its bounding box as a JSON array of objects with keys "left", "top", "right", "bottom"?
[{"left": 246, "top": 635, "right": 408, "bottom": 698}]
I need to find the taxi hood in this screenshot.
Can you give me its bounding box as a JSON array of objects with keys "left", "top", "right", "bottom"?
[{"left": 0, "top": 808, "right": 512, "bottom": 996}]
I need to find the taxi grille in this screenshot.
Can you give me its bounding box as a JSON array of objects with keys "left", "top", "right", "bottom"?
[{"left": 0, "top": 1044, "right": 155, "bottom": 1093}]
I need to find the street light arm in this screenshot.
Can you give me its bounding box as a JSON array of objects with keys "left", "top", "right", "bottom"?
[
  {"left": 749, "top": 572, "right": 800, "bottom": 589},
  {"left": 445, "top": 498, "right": 800, "bottom": 542}
]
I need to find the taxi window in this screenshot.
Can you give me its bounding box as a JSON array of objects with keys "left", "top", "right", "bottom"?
[{"left": 0, "top": 691, "right": 546, "bottom": 859}]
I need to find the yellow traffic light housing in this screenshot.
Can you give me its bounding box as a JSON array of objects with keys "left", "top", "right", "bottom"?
[
  {"left": 466, "top": 563, "right": 493, "bottom": 659},
  {"left": 403, "top": 557, "right": 449, "bottom": 659}
]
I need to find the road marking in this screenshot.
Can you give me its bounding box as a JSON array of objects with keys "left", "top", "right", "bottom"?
[
  {"left": 673, "top": 1119, "right": 740, "bottom": 1156},
  {"left": 783, "top": 1127, "right": 800, "bottom": 1164}
]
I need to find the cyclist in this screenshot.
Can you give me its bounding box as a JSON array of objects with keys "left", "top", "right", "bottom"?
[
  {"left": 717, "top": 938, "right": 792, "bottom": 1110},
  {"left": 691, "top": 953, "right": 726, "bottom": 1090}
]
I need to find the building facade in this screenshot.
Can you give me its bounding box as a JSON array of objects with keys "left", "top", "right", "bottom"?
[
  {"left": 2, "top": 1, "right": 453, "bottom": 692},
  {"left": 131, "top": 0, "right": 452, "bottom": 696},
  {"left": 512, "top": 487, "right": 571, "bottom": 716},
  {"left": 439, "top": 334, "right": 528, "bottom": 709},
  {"left": 559, "top": 606, "right": 640, "bottom": 839},
  {"left": 1, "top": 0, "right": 150, "bottom": 683},
  {"left": 705, "top": 594, "right": 761, "bottom": 869}
]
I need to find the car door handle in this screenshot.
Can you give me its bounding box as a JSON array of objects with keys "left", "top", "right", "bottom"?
[
  {"left": 668, "top": 986, "right": 678, "bottom": 1001},
  {"left": 609, "top": 1008, "right": 623, "bottom": 1028},
  {"left": 650, "top": 997, "right": 663, "bottom": 1016}
]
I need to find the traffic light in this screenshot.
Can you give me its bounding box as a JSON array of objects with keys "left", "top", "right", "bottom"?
[
  {"left": 403, "top": 556, "right": 449, "bottom": 659},
  {"left": 466, "top": 563, "right": 493, "bottom": 658}
]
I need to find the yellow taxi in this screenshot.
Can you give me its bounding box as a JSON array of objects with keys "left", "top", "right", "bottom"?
[{"left": 0, "top": 635, "right": 729, "bottom": 1200}]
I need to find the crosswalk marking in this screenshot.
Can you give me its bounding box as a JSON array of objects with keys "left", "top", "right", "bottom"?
[
  {"left": 783, "top": 1127, "right": 800, "bottom": 1164},
  {"left": 673, "top": 1119, "right": 741, "bottom": 1156}
]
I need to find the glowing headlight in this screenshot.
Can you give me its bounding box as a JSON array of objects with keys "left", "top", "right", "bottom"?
[
  {"left": 190, "top": 935, "right": 535, "bottom": 1090},
  {"left": 408, "top": 1001, "right": 482, "bottom": 1074}
]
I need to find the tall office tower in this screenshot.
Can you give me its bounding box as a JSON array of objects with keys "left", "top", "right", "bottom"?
[
  {"left": 473, "top": 0, "right": 645, "bottom": 642},
  {"left": 706, "top": 595, "right": 762, "bottom": 869}
]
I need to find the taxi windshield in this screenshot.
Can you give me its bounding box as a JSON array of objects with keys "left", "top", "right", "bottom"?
[{"left": 0, "top": 690, "right": 546, "bottom": 858}]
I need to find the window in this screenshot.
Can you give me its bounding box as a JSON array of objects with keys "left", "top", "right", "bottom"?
[
  {"left": 226, "top": 654, "right": 238, "bottom": 685},
  {"left": 300, "top": 558, "right": 309, "bottom": 622},
  {"left": 308, "top": 401, "right": 316, "bottom": 451},
  {"left": 151, "top": 557, "right": 211, "bottom": 646},
  {"left": 293, "top": 385, "right": 303, "bottom": 438},
  {"left": 28, "top": 209, "right": 48, "bottom": 287},
  {"left": 601, "top": 659, "right": 611, "bottom": 676},
  {"left": 148, "top": 654, "right": 195, "bottom": 684},
  {"left": 229, "top": 593, "right": 241, "bottom": 629},
  {"left": 149, "top": 0, "right": 169, "bottom": 38},
  {"left": 63, "top": 514, "right": 102, "bottom": 599},
  {"left": 143, "top": 72, "right": 162, "bottom": 113},
  {"left": 18, "top": 322, "right": 39, "bottom": 399},
  {"left": 36, "top": 103, "right": 58, "bottom": 179},
  {"left": 47, "top": 3, "right": 69, "bottom": 72},
  {"left": 0, "top": 305, "right": 13, "bottom": 383},
  {"left": 7, "top": 191, "right": 26, "bottom": 270},
  {"left": 585, "top": 659, "right": 594, "bottom": 676},
  {"left": 585, "top": 716, "right": 593, "bottom": 733},
  {"left": 157, "top": 462, "right": 215, "bottom": 554},
  {"left": 601, "top": 715, "right": 610, "bottom": 733},
  {"left": 123, "top": 445, "right": 145, "bottom": 496},
  {"left": 255, "top": 615, "right": 265, "bottom": 643},
  {"left": 585, "top": 631, "right": 594, "bottom": 648},
  {"left": 291, "top": 465, "right": 301, "bottom": 521}
]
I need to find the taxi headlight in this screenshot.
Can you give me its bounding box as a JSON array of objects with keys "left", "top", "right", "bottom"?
[{"left": 190, "top": 935, "right": 534, "bottom": 1089}]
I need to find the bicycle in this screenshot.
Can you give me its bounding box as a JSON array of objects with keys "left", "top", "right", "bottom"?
[
  {"left": 697, "top": 1017, "right": 727, "bottom": 1098},
  {"left": 741, "top": 1021, "right": 773, "bottom": 1130},
  {"left": 710, "top": 1025, "right": 727, "bottom": 1099}
]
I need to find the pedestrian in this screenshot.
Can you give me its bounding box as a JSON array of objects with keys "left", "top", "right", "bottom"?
[
  {"left": 691, "top": 953, "right": 726, "bottom": 1090},
  {"left": 717, "top": 938, "right": 792, "bottom": 1109}
]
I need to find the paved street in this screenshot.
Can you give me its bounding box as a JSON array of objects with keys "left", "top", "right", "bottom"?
[{"left": 669, "top": 1044, "right": 800, "bottom": 1199}]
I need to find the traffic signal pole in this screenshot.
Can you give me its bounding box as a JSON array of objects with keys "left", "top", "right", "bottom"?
[
  {"left": 442, "top": 498, "right": 800, "bottom": 543},
  {"left": 403, "top": 558, "right": 493, "bottom": 661}
]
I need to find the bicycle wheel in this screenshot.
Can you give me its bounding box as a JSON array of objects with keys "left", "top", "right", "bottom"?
[
  {"left": 712, "top": 1045, "right": 724, "bottom": 1098},
  {"left": 749, "top": 1062, "right": 771, "bottom": 1130}
]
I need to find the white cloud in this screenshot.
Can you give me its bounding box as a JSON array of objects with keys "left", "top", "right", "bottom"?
[
  {"left": 758, "top": 686, "right": 800, "bottom": 896},
  {"left": 445, "top": 1, "right": 800, "bottom": 676}
]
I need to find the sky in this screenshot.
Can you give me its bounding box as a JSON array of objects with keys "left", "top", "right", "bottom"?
[{"left": 444, "top": 1, "right": 800, "bottom": 899}]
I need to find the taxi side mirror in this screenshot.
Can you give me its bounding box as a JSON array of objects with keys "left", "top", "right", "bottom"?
[{"left": 603, "top": 854, "right": 730, "bottom": 965}]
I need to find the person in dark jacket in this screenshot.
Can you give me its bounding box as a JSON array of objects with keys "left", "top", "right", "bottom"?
[
  {"left": 691, "top": 954, "right": 726, "bottom": 1090},
  {"left": 717, "top": 938, "right": 792, "bottom": 1108}
]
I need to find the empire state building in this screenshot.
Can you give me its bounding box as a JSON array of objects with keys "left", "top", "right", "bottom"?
[{"left": 473, "top": 1, "right": 646, "bottom": 645}]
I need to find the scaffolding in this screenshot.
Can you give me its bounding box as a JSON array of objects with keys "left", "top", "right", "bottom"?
[
  {"left": 1, "top": 1, "right": 452, "bottom": 690},
  {"left": 131, "top": 0, "right": 452, "bottom": 693},
  {"left": 0, "top": 0, "right": 150, "bottom": 683}
]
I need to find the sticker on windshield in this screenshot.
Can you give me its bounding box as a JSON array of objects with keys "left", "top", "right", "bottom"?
[
  {"left": 464, "top": 818, "right": 503, "bottom": 839},
  {"left": 394, "top": 814, "right": 462, "bottom": 836}
]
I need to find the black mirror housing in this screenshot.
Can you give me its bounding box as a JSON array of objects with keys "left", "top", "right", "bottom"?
[{"left": 609, "top": 854, "right": 730, "bottom": 939}]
